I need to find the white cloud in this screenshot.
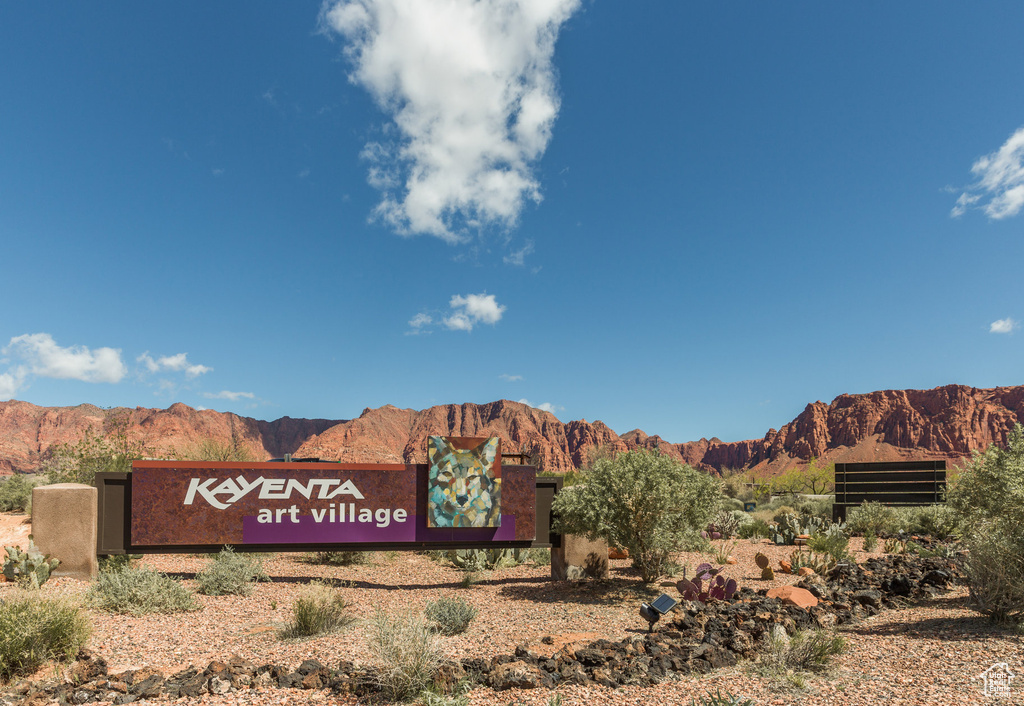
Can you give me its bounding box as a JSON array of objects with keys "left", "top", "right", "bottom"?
[
  {"left": 518, "top": 398, "right": 561, "bottom": 414},
  {"left": 990, "top": 318, "right": 1019, "bottom": 334},
  {"left": 503, "top": 239, "right": 535, "bottom": 266},
  {"left": 443, "top": 293, "right": 506, "bottom": 331},
  {"left": 952, "top": 126, "right": 1024, "bottom": 219},
  {"left": 211, "top": 168, "right": 224, "bottom": 177},
  {"left": 406, "top": 313, "right": 433, "bottom": 335},
  {"left": 0, "top": 371, "right": 23, "bottom": 400},
  {"left": 321, "top": 0, "right": 580, "bottom": 241},
  {"left": 499, "top": 373, "right": 523, "bottom": 382},
  {"left": 201, "top": 390, "right": 256, "bottom": 401},
  {"left": 4, "top": 333, "right": 126, "bottom": 384},
  {"left": 137, "top": 352, "right": 212, "bottom": 378}
]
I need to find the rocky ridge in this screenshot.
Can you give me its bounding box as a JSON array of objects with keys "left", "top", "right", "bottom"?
[{"left": 1, "top": 384, "right": 1022, "bottom": 476}]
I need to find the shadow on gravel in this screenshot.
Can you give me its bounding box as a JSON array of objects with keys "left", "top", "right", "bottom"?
[
  {"left": 497, "top": 577, "right": 664, "bottom": 606},
  {"left": 842, "top": 611, "right": 1020, "bottom": 642}
]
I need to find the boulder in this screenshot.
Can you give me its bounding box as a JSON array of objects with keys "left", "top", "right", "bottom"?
[{"left": 766, "top": 586, "right": 819, "bottom": 608}]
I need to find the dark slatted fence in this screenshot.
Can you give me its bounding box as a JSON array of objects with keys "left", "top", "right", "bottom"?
[{"left": 833, "top": 460, "right": 946, "bottom": 523}]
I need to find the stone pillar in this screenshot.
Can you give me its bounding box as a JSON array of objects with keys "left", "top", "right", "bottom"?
[
  {"left": 31, "top": 483, "right": 98, "bottom": 581},
  {"left": 551, "top": 533, "right": 609, "bottom": 580}
]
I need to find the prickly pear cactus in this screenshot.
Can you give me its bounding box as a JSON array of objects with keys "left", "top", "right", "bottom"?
[
  {"left": 3, "top": 545, "right": 60, "bottom": 588},
  {"left": 754, "top": 552, "right": 770, "bottom": 570},
  {"left": 761, "top": 565, "right": 775, "bottom": 580},
  {"left": 446, "top": 548, "right": 526, "bottom": 571}
]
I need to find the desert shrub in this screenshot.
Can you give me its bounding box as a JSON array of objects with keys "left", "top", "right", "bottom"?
[
  {"left": 690, "top": 690, "right": 755, "bottom": 706},
  {"left": 552, "top": 448, "right": 723, "bottom": 582},
  {"left": 306, "top": 550, "right": 373, "bottom": 566},
  {"left": 947, "top": 424, "right": 1024, "bottom": 622},
  {"left": 171, "top": 437, "right": 260, "bottom": 462},
  {"left": 424, "top": 597, "right": 478, "bottom": 636},
  {"left": 279, "top": 582, "right": 355, "bottom": 638},
  {"left": 40, "top": 414, "right": 149, "bottom": 486},
  {"left": 807, "top": 524, "right": 852, "bottom": 564},
  {"left": 97, "top": 553, "right": 142, "bottom": 573},
  {"left": 862, "top": 531, "right": 878, "bottom": 552},
  {"left": 89, "top": 566, "right": 200, "bottom": 615},
  {"left": 196, "top": 546, "right": 267, "bottom": 596},
  {"left": 738, "top": 518, "right": 772, "bottom": 540},
  {"left": 794, "top": 497, "right": 833, "bottom": 523},
  {"left": 721, "top": 497, "right": 745, "bottom": 512},
  {"left": 368, "top": 608, "right": 444, "bottom": 701},
  {"left": 759, "top": 624, "right": 847, "bottom": 676},
  {"left": 0, "top": 474, "right": 35, "bottom": 512},
  {"left": 0, "top": 595, "right": 91, "bottom": 681},
  {"left": 771, "top": 506, "right": 798, "bottom": 525},
  {"left": 525, "top": 547, "right": 551, "bottom": 565},
  {"left": 960, "top": 528, "right": 1024, "bottom": 623},
  {"left": 898, "top": 504, "right": 959, "bottom": 538},
  {"left": 846, "top": 501, "right": 903, "bottom": 536}
]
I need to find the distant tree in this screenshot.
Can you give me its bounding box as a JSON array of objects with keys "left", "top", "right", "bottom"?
[
  {"left": 172, "top": 437, "right": 260, "bottom": 462},
  {"left": 767, "top": 458, "right": 835, "bottom": 497},
  {"left": 40, "top": 413, "right": 150, "bottom": 486}
]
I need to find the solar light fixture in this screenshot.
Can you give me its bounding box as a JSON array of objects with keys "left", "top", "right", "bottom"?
[{"left": 639, "top": 593, "right": 678, "bottom": 632}]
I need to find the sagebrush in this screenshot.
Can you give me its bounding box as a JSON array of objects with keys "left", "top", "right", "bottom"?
[
  {"left": 89, "top": 566, "right": 200, "bottom": 615},
  {"left": 368, "top": 608, "right": 444, "bottom": 701},
  {"left": 0, "top": 595, "right": 91, "bottom": 681},
  {"left": 279, "top": 582, "right": 355, "bottom": 638},
  {"left": 424, "top": 597, "right": 477, "bottom": 635},
  {"left": 196, "top": 546, "right": 267, "bottom": 596}
]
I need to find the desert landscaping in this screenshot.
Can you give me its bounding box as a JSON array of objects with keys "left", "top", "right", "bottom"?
[{"left": 1, "top": 507, "right": 1020, "bottom": 706}]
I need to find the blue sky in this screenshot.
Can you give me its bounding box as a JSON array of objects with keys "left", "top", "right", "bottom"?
[{"left": 2, "top": 2, "right": 1023, "bottom": 444}]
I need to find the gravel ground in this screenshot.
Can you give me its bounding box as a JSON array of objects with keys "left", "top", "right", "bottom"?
[{"left": 2, "top": 516, "right": 1022, "bottom": 705}]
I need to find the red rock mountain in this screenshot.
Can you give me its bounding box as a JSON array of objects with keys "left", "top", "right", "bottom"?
[{"left": 1, "top": 384, "right": 1022, "bottom": 476}]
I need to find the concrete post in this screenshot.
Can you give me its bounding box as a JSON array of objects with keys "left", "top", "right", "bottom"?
[
  {"left": 551, "top": 533, "right": 609, "bottom": 580},
  {"left": 31, "top": 483, "right": 98, "bottom": 581}
]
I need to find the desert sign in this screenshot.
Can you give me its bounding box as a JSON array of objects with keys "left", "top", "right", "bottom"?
[{"left": 130, "top": 450, "right": 536, "bottom": 548}]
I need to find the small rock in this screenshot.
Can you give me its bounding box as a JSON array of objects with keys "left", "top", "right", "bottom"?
[
  {"left": 208, "top": 677, "right": 231, "bottom": 695},
  {"left": 798, "top": 567, "right": 816, "bottom": 577}
]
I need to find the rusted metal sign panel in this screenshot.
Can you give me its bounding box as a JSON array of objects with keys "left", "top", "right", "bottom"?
[{"left": 130, "top": 461, "right": 535, "bottom": 547}]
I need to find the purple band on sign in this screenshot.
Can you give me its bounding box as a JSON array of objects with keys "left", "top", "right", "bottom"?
[{"left": 242, "top": 514, "right": 516, "bottom": 544}]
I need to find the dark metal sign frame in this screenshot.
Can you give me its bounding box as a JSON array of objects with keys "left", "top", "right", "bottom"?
[
  {"left": 832, "top": 460, "right": 946, "bottom": 522},
  {"left": 96, "top": 465, "right": 560, "bottom": 555}
]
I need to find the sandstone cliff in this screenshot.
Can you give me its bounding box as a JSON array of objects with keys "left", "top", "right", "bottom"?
[{"left": 1, "top": 384, "right": 1022, "bottom": 476}]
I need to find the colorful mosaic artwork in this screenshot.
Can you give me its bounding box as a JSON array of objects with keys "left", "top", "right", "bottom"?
[{"left": 427, "top": 436, "right": 501, "bottom": 528}]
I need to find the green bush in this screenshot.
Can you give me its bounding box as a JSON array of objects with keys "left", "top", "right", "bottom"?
[
  {"left": 305, "top": 550, "right": 373, "bottom": 566},
  {"left": 948, "top": 424, "right": 1024, "bottom": 622},
  {"left": 368, "top": 608, "right": 444, "bottom": 701},
  {"left": 279, "top": 582, "right": 355, "bottom": 638},
  {"left": 738, "top": 518, "right": 772, "bottom": 540},
  {"left": 424, "top": 597, "right": 478, "bottom": 636},
  {"left": 846, "top": 502, "right": 903, "bottom": 536},
  {"left": 806, "top": 524, "right": 852, "bottom": 564},
  {"left": 40, "top": 414, "right": 149, "bottom": 486},
  {"left": 89, "top": 566, "right": 200, "bottom": 615},
  {"left": 0, "top": 595, "right": 91, "bottom": 681},
  {"left": 196, "top": 546, "right": 267, "bottom": 596},
  {"left": 960, "top": 528, "right": 1024, "bottom": 623},
  {"left": 552, "top": 448, "right": 723, "bottom": 582},
  {"left": 0, "top": 474, "right": 35, "bottom": 512},
  {"left": 899, "top": 505, "right": 959, "bottom": 538},
  {"left": 172, "top": 437, "right": 260, "bottom": 462}
]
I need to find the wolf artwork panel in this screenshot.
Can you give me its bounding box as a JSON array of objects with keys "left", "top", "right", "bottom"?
[{"left": 427, "top": 436, "right": 501, "bottom": 528}]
